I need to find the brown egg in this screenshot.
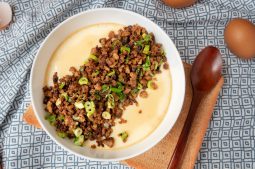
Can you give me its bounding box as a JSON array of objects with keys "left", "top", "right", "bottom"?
[
  {"left": 162, "top": 0, "right": 197, "bottom": 8},
  {"left": 224, "top": 18, "right": 255, "bottom": 59},
  {"left": 0, "top": 2, "right": 12, "bottom": 30}
]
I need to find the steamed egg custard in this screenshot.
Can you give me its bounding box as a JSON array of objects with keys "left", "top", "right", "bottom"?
[{"left": 45, "top": 23, "right": 172, "bottom": 149}]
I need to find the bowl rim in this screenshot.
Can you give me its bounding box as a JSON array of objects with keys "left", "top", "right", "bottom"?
[{"left": 30, "top": 7, "right": 185, "bottom": 161}]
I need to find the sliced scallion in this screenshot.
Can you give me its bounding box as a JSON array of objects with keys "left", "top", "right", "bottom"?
[
  {"left": 120, "top": 46, "right": 130, "bottom": 54},
  {"left": 102, "top": 111, "right": 111, "bottom": 120},
  {"left": 74, "top": 101, "right": 84, "bottom": 109},
  {"left": 142, "top": 56, "right": 151, "bottom": 71},
  {"left": 59, "top": 82, "right": 65, "bottom": 89},
  {"left": 125, "top": 56, "right": 130, "bottom": 64},
  {"left": 57, "top": 131, "right": 67, "bottom": 138},
  {"left": 106, "top": 94, "right": 115, "bottom": 109},
  {"left": 58, "top": 115, "right": 65, "bottom": 121},
  {"left": 119, "top": 131, "right": 128, "bottom": 142},
  {"left": 111, "top": 40, "right": 121, "bottom": 49},
  {"left": 137, "top": 83, "right": 143, "bottom": 90},
  {"left": 154, "top": 61, "right": 159, "bottom": 70},
  {"left": 143, "top": 34, "right": 151, "bottom": 42},
  {"left": 78, "top": 77, "right": 88, "bottom": 85},
  {"left": 72, "top": 115, "right": 80, "bottom": 121},
  {"left": 147, "top": 80, "right": 153, "bottom": 89},
  {"left": 110, "top": 87, "right": 122, "bottom": 94},
  {"left": 92, "top": 70, "right": 100, "bottom": 77},
  {"left": 85, "top": 101, "right": 95, "bottom": 117},
  {"left": 55, "top": 98, "right": 61, "bottom": 106},
  {"left": 143, "top": 45, "right": 150, "bottom": 54},
  {"left": 89, "top": 54, "right": 98, "bottom": 62},
  {"left": 107, "top": 70, "right": 115, "bottom": 77},
  {"left": 45, "top": 114, "right": 56, "bottom": 125},
  {"left": 74, "top": 135, "right": 84, "bottom": 146},
  {"left": 73, "top": 127, "right": 83, "bottom": 137},
  {"left": 131, "top": 88, "right": 139, "bottom": 95},
  {"left": 101, "top": 84, "right": 110, "bottom": 93},
  {"left": 61, "top": 92, "right": 69, "bottom": 101},
  {"left": 117, "top": 92, "right": 125, "bottom": 102},
  {"left": 134, "top": 40, "right": 143, "bottom": 46}
]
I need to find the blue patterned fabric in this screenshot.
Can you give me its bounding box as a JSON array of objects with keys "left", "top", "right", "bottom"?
[{"left": 0, "top": 0, "right": 255, "bottom": 168}]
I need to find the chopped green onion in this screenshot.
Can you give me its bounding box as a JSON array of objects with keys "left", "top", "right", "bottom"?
[
  {"left": 134, "top": 40, "right": 143, "bottom": 46},
  {"left": 125, "top": 56, "right": 130, "bottom": 64},
  {"left": 120, "top": 46, "right": 130, "bottom": 54},
  {"left": 61, "top": 92, "right": 69, "bottom": 101},
  {"left": 59, "top": 82, "right": 65, "bottom": 89},
  {"left": 143, "top": 34, "right": 152, "bottom": 42},
  {"left": 83, "top": 60, "right": 88, "bottom": 64},
  {"left": 92, "top": 70, "right": 100, "bottom": 77},
  {"left": 84, "top": 101, "right": 95, "bottom": 109},
  {"left": 72, "top": 115, "right": 80, "bottom": 121},
  {"left": 95, "top": 92, "right": 101, "bottom": 100},
  {"left": 57, "top": 132, "right": 67, "bottom": 138},
  {"left": 85, "top": 101, "right": 95, "bottom": 117},
  {"left": 45, "top": 114, "right": 56, "bottom": 125},
  {"left": 119, "top": 131, "right": 128, "bottom": 142},
  {"left": 74, "top": 135, "right": 84, "bottom": 146},
  {"left": 73, "top": 127, "right": 83, "bottom": 137},
  {"left": 159, "top": 59, "right": 163, "bottom": 66},
  {"left": 154, "top": 62, "right": 159, "bottom": 70},
  {"left": 131, "top": 88, "right": 139, "bottom": 95},
  {"left": 55, "top": 98, "right": 61, "bottom": 106},
  {"left": 107, "top": 70, "right": 115, "bottom": 77},
  {"left": 58, "top": 115, "right": 65, "bottom": 121},
  {"left": 74, "top": 101, "right": 84, "bottom": 109},
  {"left": 134, "top": 34, "right": 151, "bottom": 46},
  {"left": 139, "top": 69, "right": 144, "bottom": 79},
  {"left": 101, "top": 84, "right": 110, "bottom": 93},
  {"left": 142, "top": 33, "right": 147, "bottom": 39},
  {"left": 143, "top": 45, "right": 150, "bottom": 54},
  {"left": 137, "top": 83, "right": 143, "bottom": 90},
  {"left": 110, "top": 87, "right": 122, "bottom": 94},
  {"left": 68, "top": 97, "right": 72, "bottom": 103},
  {"left": 135, "top": 66, "right": 141, "bottom": 74},
  {"left": 161, "top": 48, "right": 166, "bottom": 55},
  {"left": 142, "top": 56, "right": 151, "bottom": 71},
  {"left": 112, "top": 40, "right": 121, "bottom": 49},
  {"left": 78, "top": 77, "right": 88, "bottom": 85},
  {"left": 87, "top": 108, "right": 95, "bottom": 117},
  {"left": 102, "top": 111, "right": 111, "bottom": 120},
  {"left": 80, "top": 67, "right": 84, "bottom": 72},
  {"left": 147, "top": 81, "right": 153, "bottom": 89},
  {"left": 116, "top": 82, "right": 124, "bottom": 89},
  {"left": 106, "top": 94, "right": 115, "bottom": 109},
  {"left": 117, "top": 92, "right": 125, "bottom": 102},
  {"left": 89, "top": 54, "right": 98, "bottom": 62}
]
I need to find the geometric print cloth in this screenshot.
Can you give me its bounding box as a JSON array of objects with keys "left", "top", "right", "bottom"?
[{"left": 0, "top": 0, "right": 255, "bottom": 168}]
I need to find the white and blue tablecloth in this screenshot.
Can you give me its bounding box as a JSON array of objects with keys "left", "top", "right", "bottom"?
[{"left": 0, "top": 0, "right": 255, "bottom": 168}]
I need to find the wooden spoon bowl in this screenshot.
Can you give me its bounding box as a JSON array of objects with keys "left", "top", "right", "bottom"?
[{"left": 168, "top": 46, "right": 222, "bottom": 169}]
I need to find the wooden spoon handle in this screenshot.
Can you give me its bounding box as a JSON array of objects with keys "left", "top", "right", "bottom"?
[{"left": 168, "top": 92, "right": 204, "bottom": 169}]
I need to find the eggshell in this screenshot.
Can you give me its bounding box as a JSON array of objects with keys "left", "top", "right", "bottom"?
[
  {"left": 224, "top": 18, "right": 255, "bottom": 59},
  {"left": 163, "top": 0, "right": 196, "bottom": 8},
  {"left": 0, "top": 2, "right": 12, "bottom": 30}
]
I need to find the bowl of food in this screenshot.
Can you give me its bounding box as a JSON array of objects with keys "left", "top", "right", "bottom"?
[{"left": 30, "top": 8, "right": 185, "bottom": 161}]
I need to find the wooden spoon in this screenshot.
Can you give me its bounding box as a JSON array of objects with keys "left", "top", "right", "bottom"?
[
  {"left": 168, "top": 46, "right": 222, "bottom": 169},
  {"left": 0, "top": 2, "right": 12, "bottom": 31}
]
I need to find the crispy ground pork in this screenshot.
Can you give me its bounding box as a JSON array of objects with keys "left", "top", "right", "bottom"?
[{"left": 43, "top": 24, "right": 168, "bottom": 148}]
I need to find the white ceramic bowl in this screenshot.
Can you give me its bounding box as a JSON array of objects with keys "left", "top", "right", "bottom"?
[{"left": 30, "top": 8, "right": 185, "bottom": 161}]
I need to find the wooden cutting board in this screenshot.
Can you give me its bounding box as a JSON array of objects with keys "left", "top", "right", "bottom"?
[{"left": 23, "top": 63, "right": 224, "bottom": 169}]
